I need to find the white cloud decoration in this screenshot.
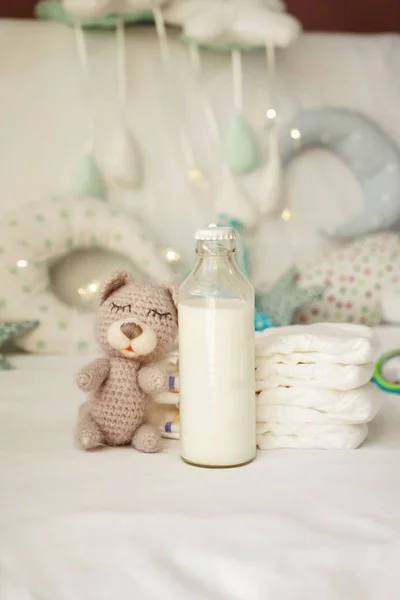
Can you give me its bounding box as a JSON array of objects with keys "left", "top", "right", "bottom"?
[
  {"left": 161, "top": 0, "right": 186, "bottom": 25},
  {"left": 182, "top": 0, "right": 301, "bottom": 48}
]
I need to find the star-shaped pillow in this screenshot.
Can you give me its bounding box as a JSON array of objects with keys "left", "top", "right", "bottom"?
[{"left": 0, "top": 321, "right": 40, "bottom": 370}]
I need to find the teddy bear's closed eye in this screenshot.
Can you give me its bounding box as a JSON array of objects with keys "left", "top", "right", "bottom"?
[
  {"left": 110, "top": 302, "right": 132, "bottom": 313},
  {"left": 147, "top": 308, "right": 172, "bottom": 319}
]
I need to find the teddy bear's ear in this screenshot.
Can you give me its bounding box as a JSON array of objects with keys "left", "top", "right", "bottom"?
[
  {"left": 164, "top": 283, "right": 179, "bottom": 310},
  {"left": 99, "top": 270, "right": 132, "bottom": 305}
]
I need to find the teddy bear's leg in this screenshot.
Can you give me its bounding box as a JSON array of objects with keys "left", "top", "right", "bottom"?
[
  {"left": 131, "top": 424, "right": 162, "bottom": 453},
  {"left": 75, "top": 402, "right": 105, "bottom": 451}
]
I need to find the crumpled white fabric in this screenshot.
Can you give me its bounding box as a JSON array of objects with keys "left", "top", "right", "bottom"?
[
  {"left": 255, "top": 323, "right": 380, "bottom": 364},
  {"left": 255, "top": 360, "right": 375, "bottom": 391},
  {"left": 257, "top": 422, "right": 369, "bottom": 450}
]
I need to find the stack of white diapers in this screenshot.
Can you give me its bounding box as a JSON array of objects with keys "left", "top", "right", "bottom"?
[
  {"left": 255, "top": 323, "right": 383, "bottom": 450},
  {"left": 146, "top": 351, "right": 180, "bottom": 439}
]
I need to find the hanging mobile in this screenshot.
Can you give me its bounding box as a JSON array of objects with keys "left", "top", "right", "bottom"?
[
  {"left": 187, "top": 40, "right": 271, "bottom": 331},
  {"left": 107, "top": 16, "right": 142, "bottom": 189},
  {"left": 372, "top": 350, "right": 400, "bottom": 394},
  {"left": 222, "top": 48, "right": 260, "bottom": 175},
  {"left": 68, "top": 20, "right": 106, "bottom": 199}
]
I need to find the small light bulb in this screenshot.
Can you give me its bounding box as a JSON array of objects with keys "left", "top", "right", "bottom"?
[
  {"left": 16, "top": 259, "right": 28, "bottom": 268},
  {"left": 266, "top": 108, "right": 277, "bottom": 120},
  {"left": 208, "top": 223, "right": 217, "bottom": 228},
  {"left": 77, "top": 287, "right": 85, "bottom": 296},
  {"left": 188, "top": 168, "right": 203, "bottom": 182},
  {"left": 88, "top": 282, "right": 99, "bottom": 293},
  {"left": 166, "top": 249, "right": 180, "bottom": 262},
  {"left": 281, "top": 208, "right": 293, "bottom": 222},
  {"left": 290, "top": 128, "right": 301, "bottom": 140}
]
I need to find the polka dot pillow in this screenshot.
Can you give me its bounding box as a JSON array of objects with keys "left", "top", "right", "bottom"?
[{"left": 295, "top": 232, "right": 400, "bottom": 326}]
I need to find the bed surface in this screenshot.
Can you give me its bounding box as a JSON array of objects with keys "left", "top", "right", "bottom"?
[{"left": 1, "top": 328, "right": 400, "bottom": 599}]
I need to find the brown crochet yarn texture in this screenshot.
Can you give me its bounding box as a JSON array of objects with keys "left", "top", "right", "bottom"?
[{"left": 75, "top": 270, "right": 179, "bottom": 453}]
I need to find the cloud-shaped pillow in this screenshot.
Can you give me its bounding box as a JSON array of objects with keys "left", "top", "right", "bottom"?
[{"left": 182, "top": 0, "right": 301, "bottom": 49}]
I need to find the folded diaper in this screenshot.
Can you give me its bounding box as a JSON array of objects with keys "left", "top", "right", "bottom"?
[
  {"left": 146, "top": 399, "right": 180, "bottom": 439},
  {"left": 255, "top": 323, "right": 379, "bottom": 364},
  {"left": 256, "top": 422, "right": 369, "bottom": 450},
  {"left": 257, "top": 391, "right": 382, "bottom": 425},
  {"left": 256, "top": 349, "right": 374, "bottom": 367},
  {"left": 255, "top": 360, "right": 375, "bottom": 391},
  {"left": 146, "top": 351, "right": 180, "bottom": 439},
  {"left": 157, "top": 351, "right": 179, "bottom": 373},
  {"left": 257, "top": 382, "right": 383, "bottom": 424}
]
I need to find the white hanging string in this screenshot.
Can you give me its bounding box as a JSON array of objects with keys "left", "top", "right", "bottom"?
[
  {"left": 263, "top": 41, "right": 285, "bottom": 217},
  {"left": 153, "top": 6, "right": 172, "bottom": 68},
  {"left": 188, "top": 42, "right": 220, "bottom": 147},
  {"left": 116, "top": 17, "right": 127, "bottom": 117},
  {"left": 74, "top": 20, "right": 89, "bottom": 72},
  {"left": 231, "top": 49, "right": 243, "bottom": 113},
  {"left": 265, "top": 42, "right": 276, "bottom": 111},
  {"left": 153, "top": 6, "right": 198, "bottom": 173},
  {"left": 188, "top": 41, "right": 201, "bottom": 75},
  {"left": 265, "top": 42, "right": 279, "bottom": 162},
  {"left": 74, "top": 20, "right": 94, "bottom": 154}
]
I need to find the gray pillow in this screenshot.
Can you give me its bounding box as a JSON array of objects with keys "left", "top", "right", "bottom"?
[{"left": 278, "top": 108, "right": 400, "bottom": 238}]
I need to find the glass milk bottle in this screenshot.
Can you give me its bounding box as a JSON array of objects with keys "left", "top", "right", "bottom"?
[{"left": 178, "top": 226, "right": 256, "bottom": 468}]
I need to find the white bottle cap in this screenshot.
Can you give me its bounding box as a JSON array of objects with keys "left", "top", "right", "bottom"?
[{"left": 195, "top": 226, "right": 236, "bottom": 241}]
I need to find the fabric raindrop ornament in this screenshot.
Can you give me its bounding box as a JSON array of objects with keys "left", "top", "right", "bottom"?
[
  {"left": 68, "top": 153, "right": 106, "bottom": 199},
  {"left": 222, "top": 112, "right": 260, "bottom": 175}
]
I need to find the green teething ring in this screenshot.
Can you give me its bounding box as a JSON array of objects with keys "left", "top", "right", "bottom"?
[{"left": 372, "top": 350, "right": 400, "bottom": 394}]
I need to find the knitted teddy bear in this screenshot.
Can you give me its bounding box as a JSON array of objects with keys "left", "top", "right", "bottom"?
[{"left": 75, "top": 270, "right": 179, "bottom": 452}]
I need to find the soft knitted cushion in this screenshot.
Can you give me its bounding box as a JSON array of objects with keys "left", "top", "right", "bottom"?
[
  {"left": 0, "top": 197, "right": 174, "bottom": 354},
  {"left": 295, "top": 233, "right": 400, "bottom": 326}
]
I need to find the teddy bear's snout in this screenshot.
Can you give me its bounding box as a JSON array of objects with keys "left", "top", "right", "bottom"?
[
  {"left": 120, "top": 322, "right": 143, "bottom": 340},
  {"left": 106, "top": 318, "right": 158, "bottom": 357}
]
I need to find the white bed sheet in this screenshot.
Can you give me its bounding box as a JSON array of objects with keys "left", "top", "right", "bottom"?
[{"left": 1, "top": 328, "right": 400, "bottom": 599}]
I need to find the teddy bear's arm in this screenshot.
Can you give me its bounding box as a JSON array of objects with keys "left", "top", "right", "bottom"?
[
  {"left": 138, "top": 364, "right": 179, "bottom": 395},
  {"left": 76, "top": 358, "right": 111, "bottom": 393}
]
